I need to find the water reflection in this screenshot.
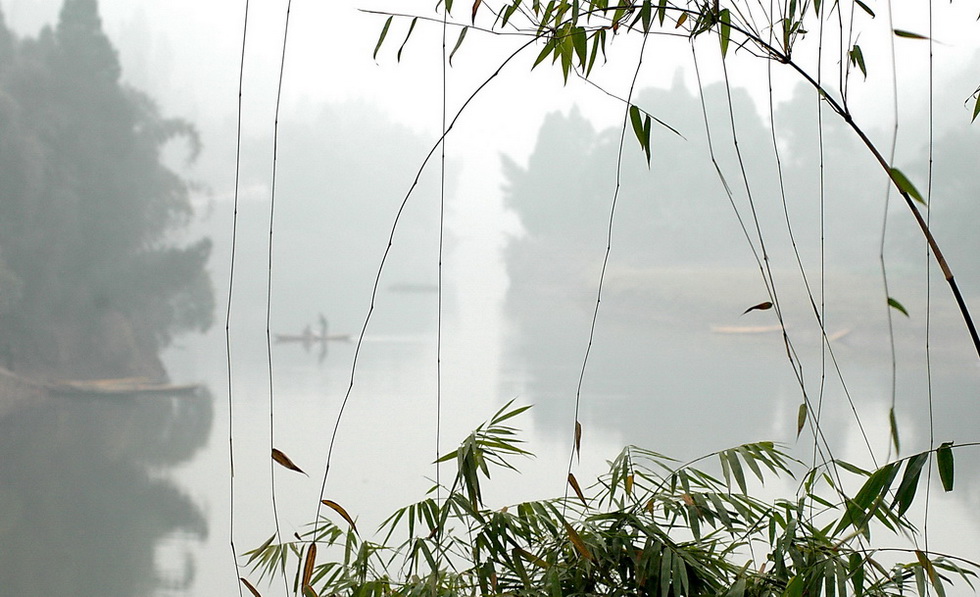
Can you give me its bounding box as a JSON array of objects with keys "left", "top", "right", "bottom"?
[{"left": 0, "top": 388, "right": 212, "bottom": 597}]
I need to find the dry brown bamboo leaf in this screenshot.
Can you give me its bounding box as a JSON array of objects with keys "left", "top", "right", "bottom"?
[
  {"left": 741, "top": 301, "right": 773, "bottom": 315},
  {"left": 302, "top": 543, "right": 317, "bottom": 588},
  {"left": 321, "top": 499, "right": 358, "bottom": 533},
  {"left": 272, "top": 448, "right": 307, "bottom": 476},
  {"left": 574, "top": 421, "right": 582, "bottom": 460},
  {"left": 240, "top": 577, "right": 262, "bottom": 597},
  {"left": 675, "top": 12, "right": 688, "bottom": 28},
  {"left": 567, "top": 473, "right": 588, "bottom": 508},
  {"left": 682, "top": 493, "right": 696, "bottom": 507},
  {"left": 471, "top": 0, "right": 482, "bottom": 22},
  {"left": 563, "top": 520, "right": 593, "bottom": 560}
]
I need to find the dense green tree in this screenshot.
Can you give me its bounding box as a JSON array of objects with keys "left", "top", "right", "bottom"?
[{"left": 0, "top": 0, "right": 213, "bottom": 378}]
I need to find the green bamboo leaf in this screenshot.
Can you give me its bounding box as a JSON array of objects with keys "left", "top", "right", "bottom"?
[
  {"left": 796, "top": 402, "right": 807, "bottom": 438},
  {"left": 642, "top": 114, "right": 652, "bottom": 164},
  {"left": 850, "top": 553, "right": 866, "bottom": 595},
  {"left": 834, "top": 462, "right": 900, "bottom": 535},
  {"left": 785, "top": 575, "right": 804, "bottom": 597},
  {"left": 373, "top": 16, "right": 393, "bottom": 61},
  {"left": 889, "top": 406, "right": 900, "bottom": 453},
  {"left": 937, "top": 441, "right": 954, "bottom": 491},
  {"left": 854, "top": 0, "right": 875, "bottom": 17},
  {"left": 894, "top": 29, "right": 929, "bottom": 40},
  {"left": 719, "top": 9, "right": 731, "bottom": 58},
  {"left": 641, "top": 0, "right": 652, "bottom": 33},
  {"left": 397, "top": 18, "right": 418, "bottom": 63},
  {"left": 892, "top": 452, "right": 928, "bottom": 516},
  {"left": 532, "top": 37, "right": 556, "bottom": 69},
  {"left": 888, "top": 297, "right": 910, "bottom": 317},
  {"left": 849, "top": 44, "right": 867, "bottom": 78},
  {"left": 629, "top": 105, "right": 647, "bottom": 155},
  {"left": 586, "top": 28, "right": 605, "bottom": 77},
  {"left": 889, "top": 167, "right": 925, "bottom": 204},
  {"left": 972, "top": 91, "right": 980, "bottom": 123},
  {"left": 728, "top": 452, "right": 747, "bottom": 493},
  {"left": 571, "top": 26, "right": 588, "bottom": 67},
  {"left": 449, "top": 26, "right": 468, "bottom": 66}
]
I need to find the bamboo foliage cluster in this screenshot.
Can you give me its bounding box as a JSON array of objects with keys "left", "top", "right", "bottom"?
[{"left": 244, "top": 404, "right": 976, "bottom": 596}]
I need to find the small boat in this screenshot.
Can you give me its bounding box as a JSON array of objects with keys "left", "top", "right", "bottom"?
[
  {"left": 274, "top": 314, "right": 351, "bottom": 344},
  {"left": 711, "top": 324, "right": 785, "bottom": 334},
  {"left": 274, "top": 332, "right": 352, "bottom": 343},
  {"left": 48, "top": 377, "right": 201, "bottom": 397}
]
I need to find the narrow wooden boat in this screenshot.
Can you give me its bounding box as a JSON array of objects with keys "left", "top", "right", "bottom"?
[{"left": 48, "top": 377, "right": 201, "bottom": 397}]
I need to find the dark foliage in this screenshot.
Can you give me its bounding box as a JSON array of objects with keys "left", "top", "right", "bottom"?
[{"left": 0, "top": 0, "right": 213, "bottom": 377}]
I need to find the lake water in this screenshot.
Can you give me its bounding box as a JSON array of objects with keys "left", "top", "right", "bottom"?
[{"left": 3, "top": 201, "right": 979, "bottom": 596}]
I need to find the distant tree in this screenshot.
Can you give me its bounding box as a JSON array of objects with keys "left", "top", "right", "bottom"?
[{"left": 0, "top": 0, "right": 213, "bottom": 378}]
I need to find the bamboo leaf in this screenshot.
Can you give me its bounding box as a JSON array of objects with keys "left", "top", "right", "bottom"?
[
  {"left": 889, "top": 167, "right": 925, "bottom": 204},
  {"left": 888, "top": 297, "right": 910, "bottom": 317},
  {"left": 397, "top": 18, "right": 418, "bottom": 63},
  {"left": 568, "top": 473, "right": 588, "bottom": 508},
  {"left": 854, "top": 0, "right": 875, "bottom": 17},
  {"left": 972, "top": 92, "right": 980, "bottom": 123},
  {"left": 916, "top": 550, "right": 938, "bottom": 584},
  {"left": 937, "top": 441, "right": 954, "bottom": 491},
  {"left": 449, "top": 26, "right": 468, "bottom": 66},
  {"left": 892, "top": 452, "right": 928, "bottom": 516},
  {"left": 894, "top": 29, "right": 928, "bottom": 40},
  {"left": 849, "top": 44, "right": 867, "bottom": 78},
  {"left": 532, "top": 37, "right": 556, "bottom": 69},
  {"left": 889, "top": 407, "right": 900, "bottom": 453},
  {"left": 302, "top": 543, "right": 317, "bottom": 588},
  {"left": 797, "top": 402, "right": 807, "bottom": 438},
  {"left": 675, "top": 12, "right": 688, "bottom": 28},
  {"left": 240, "top": 577, "right": 262, "bottom": 597},
  {"left": 572, "top": 27, "right": 588, "bottom": 66},
  {"left": 272, "top": 448, "right": 307, "bottom": 476},
  {"left": 625, "top": 473, "right": 634, "bottom": 495},
  {"left": 574, "top": 420, "right": 582, "bottom": 460},
  {"left": 514, "top": 547, "right": 549, "bottom": 568},
  {"left": 320, "top": 500, "right": 357, "bottom": 533},
  {"left": 643, "top": 114, "right": 652, "bottom": 164},
  {"left": 373, "top": 16, "right": 393, "bottom": 60},
  {"left": 629, "top": 105, "right": 651, "bottom": 164},
  {"left": 729, "top": 452, "right": 747, "bottom": 494},
  {"left": 246, "top": 534, "right": 276, "bottom": 566},
  {"left": 471, "top": 0, "right": 482, "bottom": 22},
  {"left": 741, "top": 301, "right": 773, "bottom": 315},
  {"left": 785, "top": 575, "right": 804, "bottom": 597},
  {"left": 563, "top": 520, "right": 593, "bottom": 560},
  {"left": 719, "top": 9, "right": 731, "bottom": 58}
]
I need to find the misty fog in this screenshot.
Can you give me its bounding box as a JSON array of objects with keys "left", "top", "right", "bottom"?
[{"left": 1, "top": 1, "right": 979, "bottom": 595}]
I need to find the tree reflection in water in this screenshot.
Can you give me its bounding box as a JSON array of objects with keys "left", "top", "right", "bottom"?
[{"left": 0, "top": 389, "right": 212, "bottom": 597}]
